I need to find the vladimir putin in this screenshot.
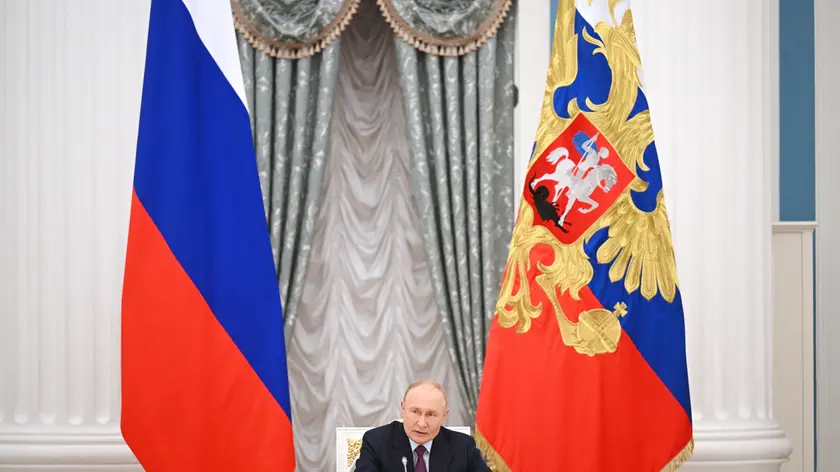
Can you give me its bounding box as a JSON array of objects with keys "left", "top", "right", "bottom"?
[{"left": 353, "top": 380, "right": 490, "bottom": 472}]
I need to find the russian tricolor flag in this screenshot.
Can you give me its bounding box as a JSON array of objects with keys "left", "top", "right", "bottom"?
[{"left": 120, "top": 0, "right": 296, "bottom": 470}]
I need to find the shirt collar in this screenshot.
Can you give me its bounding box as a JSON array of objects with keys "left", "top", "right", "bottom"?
[{"left": 409, "top": 437, "right": 433, "bottom": 454}]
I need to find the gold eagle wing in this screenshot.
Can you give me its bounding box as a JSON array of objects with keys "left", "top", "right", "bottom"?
[{"left": 591, "top": 190, "right": 679, "bottom": 303}]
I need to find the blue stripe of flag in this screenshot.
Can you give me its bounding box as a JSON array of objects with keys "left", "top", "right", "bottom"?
[{"left": 133, "top": 0, "right": 292, "bottom": 418}]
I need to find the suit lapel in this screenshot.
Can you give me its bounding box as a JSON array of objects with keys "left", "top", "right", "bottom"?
[
  {"left": 429, "top": 428, "right": 451, "bottom": 472},
  {"left": 391, "top": 422, "right": 413, "bottom": 471}
]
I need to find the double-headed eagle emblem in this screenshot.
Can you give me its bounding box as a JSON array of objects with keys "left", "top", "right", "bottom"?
[{"left": 496, "top": 4, "right": 679, "bottom": 357}]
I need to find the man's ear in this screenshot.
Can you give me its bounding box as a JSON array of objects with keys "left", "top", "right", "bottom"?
[{"left": 400, "top": 400, "right": 405, "bottom": 411}]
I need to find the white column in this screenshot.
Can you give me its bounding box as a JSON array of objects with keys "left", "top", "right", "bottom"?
[
  {"left": 0, "top": 0, "right": 147, "bottom": 469},
  {"left": 632, "top": 0, "right": 793, "bottom": 470}
]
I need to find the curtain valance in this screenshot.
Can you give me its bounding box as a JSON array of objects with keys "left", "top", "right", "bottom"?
[
  {"left": 377, "top": 0, "right": 511, "bottom": 56},
  {"left": 232, "top": 0, "right": 512, "bottom": 58},
  {"left": 232, "top": 0, "right": 361, "bottom": 59}
]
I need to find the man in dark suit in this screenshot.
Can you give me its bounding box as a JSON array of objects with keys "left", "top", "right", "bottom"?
[{"left": 353, "top": 380, "right": 490, "bottom": 472}]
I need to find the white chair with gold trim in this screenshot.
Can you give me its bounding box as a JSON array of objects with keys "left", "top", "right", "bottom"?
[{"left": 335, "top": 425, "right": 472, "bottom": 472}]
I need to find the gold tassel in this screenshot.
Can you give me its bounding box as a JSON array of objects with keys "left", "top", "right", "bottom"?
[
  {"left": 474, "top": 427, "right": 512, "bottom": 472},
  {"left": 661, "top": 437, "right": 694, "bottom": 472},
  {"left": 475, "top": 427, "right": 693, "bottom": 472}
]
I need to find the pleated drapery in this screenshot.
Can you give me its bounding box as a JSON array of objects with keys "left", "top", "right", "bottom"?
[{"left": 393, "top": 4, "right": 516, "bottom": 420}]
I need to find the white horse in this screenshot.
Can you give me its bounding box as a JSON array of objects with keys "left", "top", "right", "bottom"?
[{"left": 558, "top": 164, "right": 618, "bottom": 226}]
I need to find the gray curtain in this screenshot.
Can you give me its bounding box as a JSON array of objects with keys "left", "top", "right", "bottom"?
[
  {"left": 286, "top": 4, "right": 468, "bottom": 470},
  {"left": 393, "top": 4, "right": 516, "bottom": 421},
  {"left": 237, "top": 34, "right": 341, "bottom": 339}
]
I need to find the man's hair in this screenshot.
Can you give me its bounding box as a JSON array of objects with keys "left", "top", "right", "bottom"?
[{"left": 403, "top": 379, "right": 448, "bottom": 408}]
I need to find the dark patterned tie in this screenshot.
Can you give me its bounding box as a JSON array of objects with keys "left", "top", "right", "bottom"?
[{"left": 415, "top": 445, "right": 427, "bottom": 472}]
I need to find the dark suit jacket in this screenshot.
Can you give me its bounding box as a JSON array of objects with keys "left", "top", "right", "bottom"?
[{"left": 353, "top": 421, "right": 490, "bottom": 472}]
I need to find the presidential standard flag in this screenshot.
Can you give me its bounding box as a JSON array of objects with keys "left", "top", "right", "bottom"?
[
  {"left": 475, "top": 1, "right": 693, "bottom": 470},
  {"left": 120, "top": 0, "right": 296, "bottom": 470}
]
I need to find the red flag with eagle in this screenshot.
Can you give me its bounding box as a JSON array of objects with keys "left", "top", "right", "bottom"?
[{"left": 474, "top": 0, "right": 693, "bottom": 470}]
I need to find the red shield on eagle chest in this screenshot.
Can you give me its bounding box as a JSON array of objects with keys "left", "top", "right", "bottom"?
[{"left": 524, "top": 114, "right": 634, "bottom": 244}]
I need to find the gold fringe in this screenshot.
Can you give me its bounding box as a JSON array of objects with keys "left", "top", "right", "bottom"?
[
  {"left": 375, "top": 0, "right": 513, "bottom": 57},
  {"left": 474, "top": 427, "right": 511, "bottom": 472},
  {"left": 476, "top": 427, "right": 694, "bottom": 472},
  {"left": 661, "top": 437, "right": 694, "bottom": 472},
  {"left": 231, "top": 0, "right": 360, "bottom": 60}
]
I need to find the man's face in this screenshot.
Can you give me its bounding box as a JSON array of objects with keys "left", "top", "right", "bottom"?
[{"left": 400, "top": 384, "right": 449, "bottom": 444}]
